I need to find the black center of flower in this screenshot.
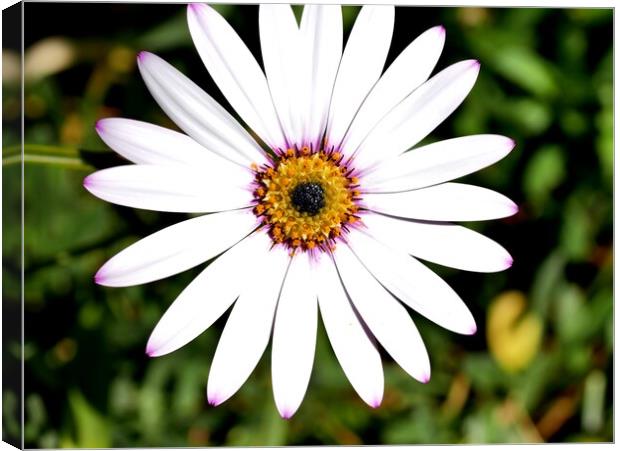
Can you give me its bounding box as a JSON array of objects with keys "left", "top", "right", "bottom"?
[{"left": 290, "top": 182, "right": 325, "bottom": 216}]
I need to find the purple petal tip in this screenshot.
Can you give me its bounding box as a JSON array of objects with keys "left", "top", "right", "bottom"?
[
  {"left": 505, "top": 256, "right": 514, "bottom": 268},
  {"left": 94, "top": 120, "right": 104, "bottom": 133},
  {"left": 137, "top": 51, "right": 149, "bottom": 62},
  {"left": 93, "top": 270, "right": 105, "bottom": 285},
  {"left": 437, "top": 25, "right": 446, "bottom": 35},
  {"left": 207, "top": 393, "right": 221, "bottom": 407},
  {"left": 472, "top": 59, "right": 481, "bottom": 68},
  {"left": 145, "top": 342, "right": 159, "bottom": 357},
  {"left": 82, "top": 175, "right": 92, "bottom": 189},
  {"left": 468, "top": 323, "right": 478, "bottom": 335},
  {"left": 280, "top": 409, "right": 293, "bottom": 420},
  {"left": 421, "top": 373, "right": 431, "bottom": 384},
  {"left": 508, "top": 138, "right": 517, "bottom": 150},
  {"left": 370, "top": 397, "right": 382, "bottom": 409}
]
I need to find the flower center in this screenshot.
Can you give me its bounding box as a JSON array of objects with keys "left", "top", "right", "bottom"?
[
  {"left": 251, "top": 146, "right": 361, "bottom": 254},
  {"left": 290, "top": 182, "right": 325, "bottom": 216}
]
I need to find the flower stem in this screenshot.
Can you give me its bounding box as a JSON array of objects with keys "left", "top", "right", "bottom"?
[{"left": 2, "top": 144, "right": 92, "bottom": 170}]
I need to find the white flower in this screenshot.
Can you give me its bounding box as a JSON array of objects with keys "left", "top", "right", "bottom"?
[{"left": 85, "top": 4, "right": 517, "bottom": 418}]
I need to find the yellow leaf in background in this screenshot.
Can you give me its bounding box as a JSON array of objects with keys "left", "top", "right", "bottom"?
[
  {"left": 60, "top": 113, "right": 85, "bottom": 145},
  {"left": 2, "top": 50, "right": 21, "bottom": 83},
  {"left": 107, "top": 46, "right": 136, "bottom": 74},
  {"left": 487, "top": 291, "right": 543, "bottom": 373},
  {"left": 24, "top": 37, "right": 76, "bottom": 83}
]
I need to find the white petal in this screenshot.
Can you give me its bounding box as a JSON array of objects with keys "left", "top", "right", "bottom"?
[
  {"left": 146, "top": 231, "right": 266, "bottom": 357},
  {"left": 326, "top": 6, "right": 394, "bottom": 150},
  {"left": 364, "top": 135, "right": 515, "bottom": 192},
  {"left": 342, "top": 25, "right": 445, "bottom": 155},
  {"left": 272, "top": 253, "right": 317, "bottom": 419},
  {"left": 260, "top": 4, "right": 302, "bottom": 145},
  {"left": 315, "top": 252, "right": 383, "bottom": 407},
  {"left": 207, "top": 237, "right": 290, "bottom": 406},
  {"left": 95, "top": 117, "right": 248, "bottom": 171},
  {"left": 137, "top": 51, "right": 266, "bottom": 166},
  {"left": 96, "top": 209, "right": 258, "bottom": 287},
  {"left": 84, "top": 165, "right": 253, "bottom": 213},
  {"left": 353, "top": 60, "right": 480, "bottom": 171},
  {"left": 334, "top": 244, "right": 430, "bottom": 383},
  {"left": 362, "top": 213, "right": 513, "bottom": 273},
  {"left": 188, "top": 4, "right": 286, "bottom": 149},
  {"left": 346, "top": 229, "right": 476, "bottom": 335},
  {"left": 363, "top": 182, "right": 518, "bottom": 221},
  {"left": 299, "top": 5, "right": 342, "bottom": 147}
]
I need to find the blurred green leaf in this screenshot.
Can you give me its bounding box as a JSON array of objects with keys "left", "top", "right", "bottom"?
[
  {"left": 595, "top": 107, "right": 612, "bottom": 184},
  {"left": 522, "top": 144, "right": 566, "bottom": 213},
  {"left": 463, "top": 354, "right": 505, "bottom": 393},
  {"left": 489, "top": 46, "right": 559, "bottom": 98},
  {"left": 560, "top": 110, "right": 587, "bottom": 138},
  {"left": 2, "top": 390, "right": 21, "bottom": 441},
  {"left": 110, "top": 375, "right": 139, "bottom": 417},
  {"left": 137, "top": 12, "right": 191, "bottom": 51},
  {"left": 463, "top": 403, "right": 526, "bottom": 443},
  {"left": 569, "top": 8, "right": 612, "bottom": 25},
  {"left": 581, "top": 370, "right": 606, "bottom": 434},
  {"left": 68, "top": 390, "right": 111, "bottom": 447},
  {"left": 559, "top": 193, "right": 597, "bottom": 261},
  {"left": 507, "top": 98, "right": 552, "bottom": 135},
  {"left": 559, "top": 27, "right": 587, "bottom": 67},
  {"left": 512, "top": 353, "right": 558, "bottom": 411},
  {"left": 531, "top": 251, "right": 565, "bottom": 318},
  {"left": 553, "top": 284, "right": 592, "bottom": 345},
  {"left": 383, "top": 406, "right": 455, "bottom": 444},
  {"left": 172, "top": 360, "right": 207, "bottom": 420},
  {"left": 25, "top": 394, "right": 47, "bottom": 442}
]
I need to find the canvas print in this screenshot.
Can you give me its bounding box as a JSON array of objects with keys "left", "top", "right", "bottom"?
[{"left": 2, "top": 2, "right": 613, "bottom": 447}]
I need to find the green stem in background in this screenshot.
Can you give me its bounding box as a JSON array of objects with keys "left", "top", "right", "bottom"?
[
  {"left": 3, "top": 144, "right": 79, "bottom": 157},
  {"left": 2, "top": 144, "right": 92, "bottom": 170}
]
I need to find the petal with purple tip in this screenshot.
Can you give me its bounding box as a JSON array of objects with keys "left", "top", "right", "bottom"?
[
  {"left": 353, "top": 59, "right": 480, "bottom": 170},
  {"left": 96, "top": 209, "right": 257, "bottom": 288},
  {"left": 342, "top": 24, "right": 446, "bottom": 154},
  {"left": 361, "top": 212, "right": 514, "bottom": 273},
  {"left": 364, "top": 182, "right": 518, "bottom": 222},
  {"left": 364, "top": 134, "right": 516, "bottom": 192},
  {"left": 333, "top": 243, "right": 431, "bottom": 383},
  {"left": 346, "top": 228, "right": 477, "bottom": 336},
  {"left": 136, "top": 51, "right": 267, "bottom": 166},
  {"left": 145, "top": 231, "right": 266, "bottom": 357},
  {"left": 95, "top": 117, "right": 248, "bottom": 170},
  {"left": 84, "top": 165, "right": 253, "bottom": 213},
  {"left": 316, "top": 252, "right": 384, "bottom": 407},
  {"left": 206, "top": 238, "right": 290, "bottom": 406},
  {"left": 272, "top": 253, "right": 317, "bottom": 419}
]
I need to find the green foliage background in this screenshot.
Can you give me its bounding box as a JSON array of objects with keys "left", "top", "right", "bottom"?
[{"left": 2, "top": 4, "right": 612, "bottom": 446}]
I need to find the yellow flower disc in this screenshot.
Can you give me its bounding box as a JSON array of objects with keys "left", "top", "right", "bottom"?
[{"left": 252, "top": 147, "right": 361, "bottom": 253}]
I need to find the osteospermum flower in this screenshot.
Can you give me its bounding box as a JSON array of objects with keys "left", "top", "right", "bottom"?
[{"left": 85, "top": 4, "right": 517, "bottom": 418}]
